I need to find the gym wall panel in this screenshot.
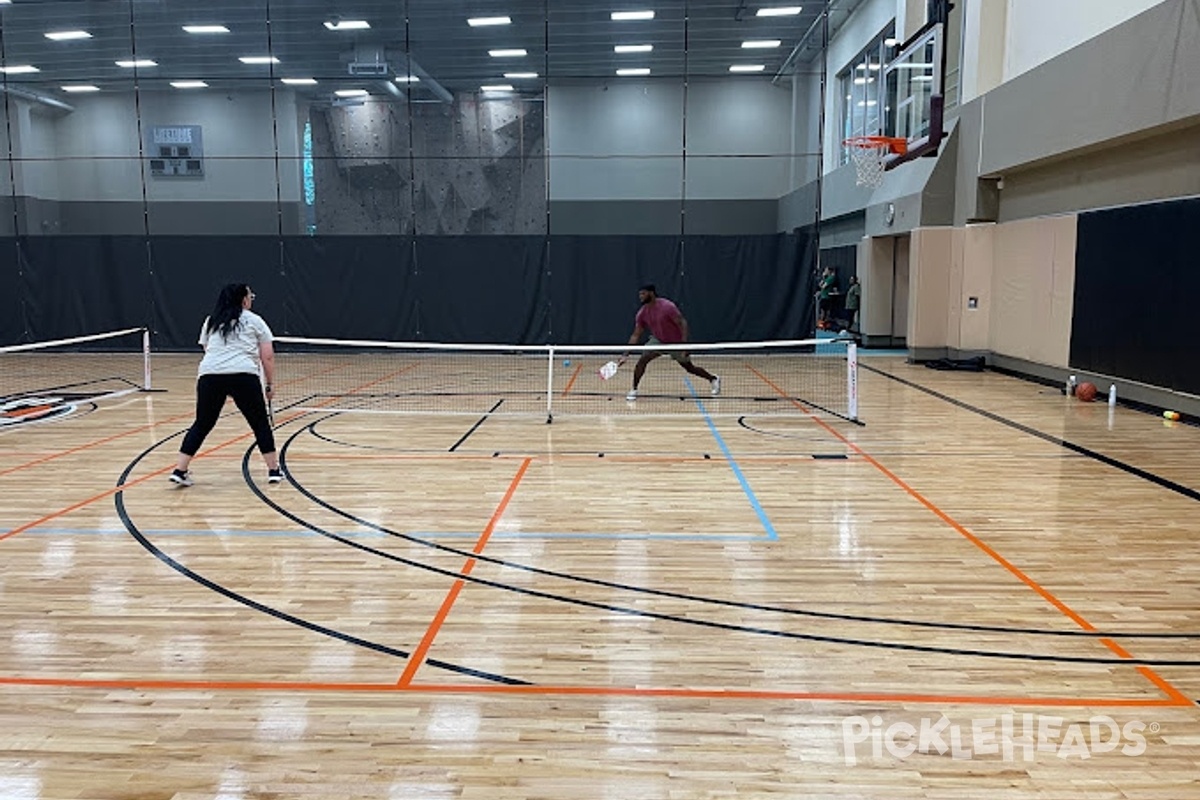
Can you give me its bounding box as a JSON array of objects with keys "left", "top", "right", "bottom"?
[
  {"left": 907, "top": 229, "right": 954, "bottom": 350},
  {"left": 989, "top": 215, "right": 1077, "bottom": 367},
  {"left": 956, "top": 224, "right": 994, "bottom": 352}
]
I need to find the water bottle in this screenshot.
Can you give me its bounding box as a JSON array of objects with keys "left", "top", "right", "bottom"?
[
  {"left": 1108, "top": 384, "right": 1117, "bottom": 407},
  {"left": 1067, "top": 375, "right": 1077, "bottom": 396}
]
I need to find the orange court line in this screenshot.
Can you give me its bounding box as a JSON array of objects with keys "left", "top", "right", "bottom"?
[
  {"left": 0, "top": 675, "right": 1188, "bottom": 707},
  {"left": 0, "top": 361, "right": 351, "bottom": 480},
  {"left": 0, "top": 365, "right": 418, "bottom": 545},
  {"left": 0, "top": 421, "right": 287, "bottom": 543},
  {"left": 747, "top": 365, "right": 1191, "bottom": 706},
  {"left": 561, "top": 362, "right": 585, "bottom": 396},
  {"left": 396, "top": 457, "right": 533, "bottom": 686},
  {"left": 0, "top": 409, "right": 196, "bottom": 479}
]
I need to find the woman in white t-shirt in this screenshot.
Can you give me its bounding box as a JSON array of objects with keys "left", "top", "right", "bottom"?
[{"left": 170, "top": 283, "right": 281, "bottom": 487}]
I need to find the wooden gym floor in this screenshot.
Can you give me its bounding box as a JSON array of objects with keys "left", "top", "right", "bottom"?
[{"left": 1, "top": 353, "right": 1198, "bottom": 799}]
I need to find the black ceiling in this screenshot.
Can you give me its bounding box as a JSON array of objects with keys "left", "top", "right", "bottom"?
[{"left": 0, "top": 0, "right": 871, "bottom": 97}]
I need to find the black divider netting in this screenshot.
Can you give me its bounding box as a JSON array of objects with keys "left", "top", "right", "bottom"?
[
  {"left": 2, "top": 232, "right": 819, "bottom": 351},
  {"left": 415, "top": 236, "right": 549, "bottom": 344},
  {"left": 148, "top": 237, "right": 285, "bottom": 350},
  {"left": 548, "top": 236, "right": 682, "bottom": 344},
  {"left": 0, "top": 238, "right": 23, "bottom": 345},
  {"left": 18, "top": 237, "right": 152, "bottom": 340},
  {"left": 281, "top": 236, "right": 417, "bottom": 341}
]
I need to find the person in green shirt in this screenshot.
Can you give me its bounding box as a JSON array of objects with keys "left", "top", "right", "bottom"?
[
  {"left": 844, "top": 275, "right": 861, "bottom": 332},
  {"left": 817, "top": 267, "right": 837, "bottom": 329}
]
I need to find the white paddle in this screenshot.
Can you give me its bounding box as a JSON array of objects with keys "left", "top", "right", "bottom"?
[{"left": 597, "top": 357, "right": 628, "bottom": 381}]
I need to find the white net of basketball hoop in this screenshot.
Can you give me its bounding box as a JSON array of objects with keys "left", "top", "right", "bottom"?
[{"left": 844, "top": 137, "right": 904, "bottom": 189}]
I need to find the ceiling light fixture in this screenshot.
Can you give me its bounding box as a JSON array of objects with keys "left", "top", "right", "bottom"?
[
  {"left": 468, "top": 16, "right": 512, "bottom": 26},
  {"left": 45, "top": 30, "right": 93, "bottom": 41},
  {"left": 742, "top": 39, "right": 782, "bottom": 48},
  {"left": 614, "top": 44, "right": 653, "bottom": 53},
  {"left": 611, "top": 10, "right": 655, "bottom": 21},
  {"left": 481, "top": 84, "right": 514, "bottom": 92},
  {"left": 281, "top": 78, "right": 318, "bottom": 85},
  {"left": 182, "top": 25, "right": 230, "bottom": 34},
  {"left": 488, "top": 48, "right": 527, "bottom": 57},
  {"left": 616, "top": 67, "right": 650, "bottom": 76},
  {"left": 61, "top": 85, "right": 101, "bottom": 93},
  {"left": 239, "top": 56, "right": 280, "bottom": 65},
  {"left": 729, "top": 64, "right": 766, "bottom": 72},
  {"left": 504, "top": 72, "right": 538, "bottom": 79},
  {"left": 171, "top": 81, "right": 208, "bottom": 89},
  {"left": 0, "top": 65, "right": 40, "bottom": 74},
  {"left": 324, "top": 20, "right": 371, "bottom": 31},
  {"left": 116, "top": 60, "right": 156, "bottom": 68},
  {"left": 394, "top": 75, "right": 420, "bottom": 83},
  {"left": 335, "top": 89, "right": 369, "bottom": 97},
  {"left": 756, "top": 6, "right": 802, "bottom": 16}
]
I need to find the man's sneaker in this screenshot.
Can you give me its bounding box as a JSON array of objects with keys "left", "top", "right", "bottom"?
[
  {"left": 626, "top": 389, "right": 638, "bottom": 402},
  {"left": 711, "top": 376, "right": 721, "bottom": 397},
  {"left": 168, "top": 469, "right": 193, "bottom": 487},
  {"left": 268, "top": 468, "right": 284, "bottom": 484}
]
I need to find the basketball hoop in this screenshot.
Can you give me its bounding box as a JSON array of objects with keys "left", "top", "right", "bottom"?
[{"left": 842, "top": 136, "right": 908, "bottom": 188}]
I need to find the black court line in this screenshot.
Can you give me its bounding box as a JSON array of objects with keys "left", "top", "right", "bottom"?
[
  {"left": 263, "top": 426, "right": 1200, "bottom": 665},
  {"left": 111, "top": 414, "right": 527, "bottom": 686},
  {"left": 449, "top": 399, "right": 505, "bottom": 452},
  {"left": 1, "top": 376, "right": 140, "bottom": 403},
  {"left": 860, "top": 364, "right": 1200, "bottom": 504},
  {"left": 271, "top": 416, "right": 1200, "bottom": 647}
]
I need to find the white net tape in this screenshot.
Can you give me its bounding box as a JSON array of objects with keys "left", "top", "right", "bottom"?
[{"left": 847, "top": 140, "right": 890, "bottom": 188}]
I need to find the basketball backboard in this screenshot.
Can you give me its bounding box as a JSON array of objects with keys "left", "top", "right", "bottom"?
[{"left": 881, "top": 12, "right": 948, "bottom": 170}]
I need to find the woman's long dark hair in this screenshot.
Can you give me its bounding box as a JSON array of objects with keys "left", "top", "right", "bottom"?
[{"left": 206, "top": 283, "right": 250, "bottom": 340}]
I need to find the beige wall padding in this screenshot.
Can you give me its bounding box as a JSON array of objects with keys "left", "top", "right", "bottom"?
[
  {"left": 908, "top": 228, "right": 953, "bottom": 348},
  {"left": 954, "top": 224, "right": 994, "bottom": 351},
  {"left": 988, "top": 215, "right": 1078, "bottom": 367}
]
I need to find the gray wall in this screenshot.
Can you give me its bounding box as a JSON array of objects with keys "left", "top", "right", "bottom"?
[
  {"left": 4, "top": 76, "right": 818, "bottom": 237},
  {"left": 809, "top": 0, "right": 1200, "bottom": 236},
  {"left": 971, "top": 0, "right": 1200, "bottom": 221},
  {"left": 6, "top": 89, "right": 305, "bottom": 235},
  {"left": 546, "top": 77, "right": 806, "bottom": 234}
]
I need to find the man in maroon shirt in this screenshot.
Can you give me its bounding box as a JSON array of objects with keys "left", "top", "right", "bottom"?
[{"left": 623, "top": 284, "right": 720, "bottom": 401}]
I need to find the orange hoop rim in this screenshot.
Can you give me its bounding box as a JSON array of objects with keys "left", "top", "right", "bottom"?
[{"left": 842, "top": 135, "right": 908, "bottom": 156}]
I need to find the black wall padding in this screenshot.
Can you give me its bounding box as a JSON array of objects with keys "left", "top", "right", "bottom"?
[
  {"left": 415, "top": 236, "right": 549, "bottom": 343},
  {"left": 1071, "top": 197, "right": 1200, "bottom": 395},
  {"left": 548, "top": 236, "right": 682, "bottom": 345},
  {"left": 18, "top": 237, "right": 152, "bottom": 341},
  {"left": 148, "top": 237, "right": 285, "bottom": 348},
  {"left": 0, "top": 238, "right": 24, "bottom": 344},
  {"left": 282, "top": 236, "right": 417, "bottom": 341}
]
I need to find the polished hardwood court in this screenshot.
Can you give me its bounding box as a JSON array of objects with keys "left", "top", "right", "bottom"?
[{"left": 1, "top": 352, "right": 1199, "bottom": 798}]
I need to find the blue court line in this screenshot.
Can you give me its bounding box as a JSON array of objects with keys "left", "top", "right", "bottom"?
[
  {"left": 684, "top": 377, "right": 779, "bottom": 541},
  {"left": 10, "top": 527, "right": 765, "bottom": 542}
]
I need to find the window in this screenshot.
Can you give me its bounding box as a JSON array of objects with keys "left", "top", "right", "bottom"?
[
  {"left": 303, "top": 120, "right": 316, "bottom": 235},
  {"left": 838, "top": 24, "right": 896, "bottom": 166}
]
